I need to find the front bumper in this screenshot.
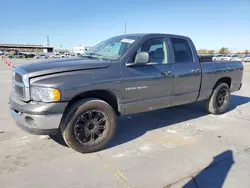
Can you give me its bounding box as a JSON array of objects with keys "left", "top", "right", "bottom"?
[
  {"left": 9, "top": 105, "right": 62, "bottom": 135},
  {"left": 9, "top": 92, "right": 68, "bottom": 115},
  {"left": 9, "top": 92, "right": 68, "bottom": 135}
]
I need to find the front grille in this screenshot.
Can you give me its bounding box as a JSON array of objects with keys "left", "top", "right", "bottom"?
[{"left": 12, "top": 68, "right": 30, "bottom": 101}]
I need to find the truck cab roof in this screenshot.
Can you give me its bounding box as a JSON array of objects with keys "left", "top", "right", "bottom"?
[{"left": 118, "top": 33, "right": 190, "bottom": 39}]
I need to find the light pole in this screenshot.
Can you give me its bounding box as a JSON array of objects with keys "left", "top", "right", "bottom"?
[
  {"left": 125, "top": 22, "right": 127, "bottom": 34},
  {"left": 47, "top": 36, "right": 50, "bottom": 46}
]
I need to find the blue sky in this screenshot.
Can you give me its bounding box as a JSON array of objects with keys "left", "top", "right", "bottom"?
[{"left": 1, "top": 0, "right": 249, "bottom": 50}]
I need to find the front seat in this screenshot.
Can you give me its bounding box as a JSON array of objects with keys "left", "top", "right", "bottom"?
[{"left": 151, "top": 48, "right": 164, "bottom": 64}]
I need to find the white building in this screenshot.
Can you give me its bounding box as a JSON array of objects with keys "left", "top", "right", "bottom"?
[{"left": 74, "top": 46, "right": 92, "bottom": 55}]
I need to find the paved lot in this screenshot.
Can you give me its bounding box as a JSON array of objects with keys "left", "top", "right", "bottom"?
[{"left": 0, "top": 59, "right": 250, "bottom": 188}]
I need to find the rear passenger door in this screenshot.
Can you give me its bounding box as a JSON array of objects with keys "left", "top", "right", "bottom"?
[{"left": 170, "top": 37, "right": 202, "bottom": 106}]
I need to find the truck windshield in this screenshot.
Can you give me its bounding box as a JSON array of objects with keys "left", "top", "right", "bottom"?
[{"left": 82, "top": 35, "right": 139, "bottom": 60}]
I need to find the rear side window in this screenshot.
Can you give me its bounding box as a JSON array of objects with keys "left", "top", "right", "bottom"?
[{"left": 171, "top": 38, "right": 193, "bottom": 63}]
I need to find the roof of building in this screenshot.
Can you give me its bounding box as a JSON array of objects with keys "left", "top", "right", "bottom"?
[
  {"left": 54, "top": 49, "right": 70, "bottom": 52},
  {"left": 0, "top": 44, "right": 53, "bottom": 48}
]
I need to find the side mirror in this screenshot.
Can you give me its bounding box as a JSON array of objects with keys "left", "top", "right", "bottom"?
[{"left": 134, "top": 52, "right": 149, "bottom": 64}]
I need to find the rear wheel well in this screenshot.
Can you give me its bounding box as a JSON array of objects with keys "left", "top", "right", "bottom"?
[
  {"left": 214, "top": 77, "right": 231, "bottom": 89},
  {"left": 65, "top": 90, "right": 120, "bottom": 116}
]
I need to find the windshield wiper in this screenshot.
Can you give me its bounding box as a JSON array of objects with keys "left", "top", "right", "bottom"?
[
  {"left": 82, "top": 53, "right": 104, "bottom": 61},
  {"left": 84, "top": 52, "right": 101, "bottom": 56}
]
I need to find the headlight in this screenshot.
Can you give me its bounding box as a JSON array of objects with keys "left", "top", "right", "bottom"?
[{"left": 31, "top": 87, "right": 61, "bottom": 102}]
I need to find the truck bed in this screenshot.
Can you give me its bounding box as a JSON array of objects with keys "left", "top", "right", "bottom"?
[{"left": 198, "top": 61, "right": 243, "bottom": 101}]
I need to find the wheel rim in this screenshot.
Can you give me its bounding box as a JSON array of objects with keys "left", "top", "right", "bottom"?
[
  {"left": 73, "top": 110, "right": 109, "bottom": 146},
  {"left": 216, "top": 87, "right": 229, "bottom": 110}
]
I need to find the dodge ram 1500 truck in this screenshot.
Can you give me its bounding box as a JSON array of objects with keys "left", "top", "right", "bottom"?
[{"left": 9, "top": 33, "right": 243, "bottom": 153}]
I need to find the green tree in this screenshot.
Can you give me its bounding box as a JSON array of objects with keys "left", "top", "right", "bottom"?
[
  {"left": 219, "top": 47, "right": 229, "bottom": 54},
  {"left": 197, "top": 49, "right": 208, "bottom": 54},
  {"left": 207, "top": 50, "right": 215, "bottom": 54}
]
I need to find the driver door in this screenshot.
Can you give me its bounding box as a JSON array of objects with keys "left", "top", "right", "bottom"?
[{"left": 120, "top": 37, "right": 174, "bottom": 114}]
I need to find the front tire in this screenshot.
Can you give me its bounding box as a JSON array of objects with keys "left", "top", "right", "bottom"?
[
  {"left": 205, "top": 83, "right": 230, "bottom": 114},
  {"left": 61, "top": 99, "right": 117, "bottom": 153}
]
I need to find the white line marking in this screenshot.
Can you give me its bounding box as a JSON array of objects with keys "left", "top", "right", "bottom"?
[
  {"left": 39, "top": 135, "right": 48, "bottom": 139},
  {"left": 166, "top": 129, "right": 178, "bottom": 134},
  {"left": 113, "top": 153, "right": 125, "bottom": 158},
  {"left": 139, "top": 144, "right": 150, "bottom": 151}
]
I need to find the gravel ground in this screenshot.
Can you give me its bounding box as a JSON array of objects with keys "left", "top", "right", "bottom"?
[{"left": 0, "top": 59, "right": 250, "bottom": 188}]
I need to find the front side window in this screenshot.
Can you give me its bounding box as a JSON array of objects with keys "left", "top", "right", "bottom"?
[
  {"left": 83, "top": 35, "right": 139, "bottom": 60},
  {"left": 136, "top": 38, "right": 167, "bottom": 64},
  {"left": 171, "top": 38, "right": 193, "bottom": 63}
]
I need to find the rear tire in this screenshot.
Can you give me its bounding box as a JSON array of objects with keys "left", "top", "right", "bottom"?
[
  {"left": 61, "top": 98, "right": 117, "bottom": 153},
  {"left": 205, "top": 83, "right": 230, "bottom": 114}
]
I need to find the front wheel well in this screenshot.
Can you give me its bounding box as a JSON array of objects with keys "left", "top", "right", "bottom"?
[
  {"left": 65, "top": 90, "right": 120, "bottom": 116},
  {"left": 214, "top": 77, "right": 232, "bottom": 90}
]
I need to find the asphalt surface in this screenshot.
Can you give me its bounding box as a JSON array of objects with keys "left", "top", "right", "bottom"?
[{"left": 0, "top": 59, "right": 250, "bottom": 188}]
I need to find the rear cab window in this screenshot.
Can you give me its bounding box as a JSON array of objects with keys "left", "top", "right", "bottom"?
[{"left": 170, "top": 38, "right": 193, "bottom": 63}]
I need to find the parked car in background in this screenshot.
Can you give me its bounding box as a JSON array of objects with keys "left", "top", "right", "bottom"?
[
  {"left": 243, "top": 55, "right": 250, "bottom": 62},
  {"left": 50, "top": 53, "right": 61, "bottom": 58},
  {"left": 34, "top": 54, "right": 49, "bottom": 59},
  {"left": 25, "top": 53, "right": 36, "bottom": 58},
  {"left": 6, "top": 53, "right": 25, "bottom": 59},
  {"left": 64, "top": 53, "right": 72, "bottom": 58},
  {"left": 54, "top": 53, "right": 71, "bottom": 58},
  {"left": 212, "top": 54, "right": 223, "bottom": 61},
  {"left": 230, "top": 55, "right": 238, "bottom": 61},
  {"left": 233, "top": 55, "right": 244, "bottom": 61},
  {"left": 50, "top": 53, "right": 67, "bottom": 58},
  {"left": 215, "top": 54, "right": 226, "bottom": 61},
  {"left": 223, "top": 55, "right": 234, "bottom": 61}
]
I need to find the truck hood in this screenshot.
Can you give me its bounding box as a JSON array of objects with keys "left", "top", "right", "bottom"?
[{"left": 18, "top": 57, "right": 111, "bottom": 77}]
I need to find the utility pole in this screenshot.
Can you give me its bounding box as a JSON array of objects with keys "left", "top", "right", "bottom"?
[
  {"left": 125, "top": 22, "right": 127, "bottom": 34},
  {"left": 47, "top": 36, "right": 50, "bottom": 46}
]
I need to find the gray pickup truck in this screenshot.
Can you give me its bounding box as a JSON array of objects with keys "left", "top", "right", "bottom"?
[{"left": 9, "top": 33, "right": 243, "bottom": 153}]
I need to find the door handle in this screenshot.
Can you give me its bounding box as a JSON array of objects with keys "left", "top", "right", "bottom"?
[
  {"left": 196, "top": 69, "right": 200, "bottom": 73},
  {"left": 166, "top": 71, "right": 172, "bottom": 75},
  {"left": 191, "top": 69, "right": 200, "bottom": 73},
  {"left": 161, "top": 71, "right": 172, "bottom": 76}
]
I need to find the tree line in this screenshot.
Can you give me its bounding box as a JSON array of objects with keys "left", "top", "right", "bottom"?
[{"left": 197, "top": 48, "right": 249, "bottom": 55}]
